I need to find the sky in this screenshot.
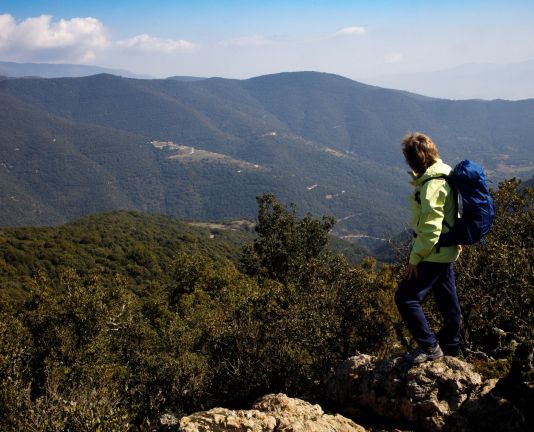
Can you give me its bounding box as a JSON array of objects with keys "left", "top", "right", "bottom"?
[{"left": 1, "top": 0, "right": 534, "bottom": 81}]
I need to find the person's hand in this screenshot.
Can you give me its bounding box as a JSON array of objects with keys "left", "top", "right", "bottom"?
[{"left": 405, "top": 263, "right": 418, "bottom": 280}]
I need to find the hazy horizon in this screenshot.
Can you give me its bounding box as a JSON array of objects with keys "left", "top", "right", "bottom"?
[{"left": 1, "top": 2, "right": 532, "bottom": 74}]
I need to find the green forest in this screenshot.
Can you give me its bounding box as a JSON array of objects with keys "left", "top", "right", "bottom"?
[
  {"left": 3, "top": 72, "right": 534, "bottom": 239},
  {"left": 0, "top": 179, "right": 532, "bottom": 431}
]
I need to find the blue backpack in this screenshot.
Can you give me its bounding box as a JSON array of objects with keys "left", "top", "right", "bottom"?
[{"left": 423, "top": 160, "right": 495, "bottom": 246}]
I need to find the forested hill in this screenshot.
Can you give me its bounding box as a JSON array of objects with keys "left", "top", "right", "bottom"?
[
  {"left": 0, "top": 211, "right": 249, "bottom": 302},
  {"left": 1, "top": 72, "right": 533, "bottom": 241},
  {"left": 0, "top": 210, "right": 368, "bottom": 303}
]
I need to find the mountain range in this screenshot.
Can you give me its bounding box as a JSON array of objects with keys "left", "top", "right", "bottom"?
[
  {"left": 0, "top": 61, "right": 152, "bottom": 79},
  {"left": 1, "top": 71, "right": 533, "bottom": 244}
]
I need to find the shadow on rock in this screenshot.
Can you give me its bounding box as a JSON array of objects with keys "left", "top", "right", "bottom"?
[
  {"left": 443, "top": 342, "right": 533, "bottom": 432},
  {"left": 326, "top": 353, "right": 482, "bottom": 432}
]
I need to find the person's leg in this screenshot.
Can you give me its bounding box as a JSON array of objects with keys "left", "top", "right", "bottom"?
[
  {"left": 433, "top": 263, "right": 461, "bottom": 355},
  {"left": 395, "top": 261, "right": 444, "bottom": 349}
]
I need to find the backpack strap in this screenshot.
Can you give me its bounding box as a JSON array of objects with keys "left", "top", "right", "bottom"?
[
  {"left": 421, "top": 174, "right": 449, "bottom": 185},
  {"left": 414, "top": 175, "right": 449, "bottom": 204}
]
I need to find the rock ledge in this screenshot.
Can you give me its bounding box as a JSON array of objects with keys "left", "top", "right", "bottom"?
[
  {"left": 327, "top": 354, "right": 483, "bottom": 431},
  {"left": 168, "top": 393, "right": 365, "bottom": 432}
]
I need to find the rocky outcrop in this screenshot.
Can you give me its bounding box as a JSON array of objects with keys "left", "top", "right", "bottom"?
[
  {"left": 327, "top": 354, "right": 483, "bottom": 432},
  {"left": 444, "top": 342, "right": 534, "bottom": 432},
  {"left": 441, "top": 378, "right": 530, "bottom": 432},
  {"left": 167, "top": 393, "right": 365, "bottom": 431},
  {"left": 163, "top": 345, "right": 533, "bottom": 432}
]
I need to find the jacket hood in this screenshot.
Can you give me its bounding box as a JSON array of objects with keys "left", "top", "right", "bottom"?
[{"left": 410, "top": 159, "right": 452, "bottom": 186}]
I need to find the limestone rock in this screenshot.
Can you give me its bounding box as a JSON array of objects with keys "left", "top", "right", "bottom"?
[
  {"left": 171, "top": 393, "right": 365, "bottom": 432},
  {"left": 327, "top": 354, "right": 483, "bottom": 432},
  {"left": 443, "top": 342, "right": 534, "bottom": 432}
]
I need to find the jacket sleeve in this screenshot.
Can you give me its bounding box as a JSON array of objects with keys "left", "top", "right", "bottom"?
[{"left": 409, "top": 179, "right": 448, "bottom": 265}]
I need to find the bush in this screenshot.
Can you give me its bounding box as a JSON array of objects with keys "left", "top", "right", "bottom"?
[{"left": 455, "top": 179, "right": 533, "bottom": 356}]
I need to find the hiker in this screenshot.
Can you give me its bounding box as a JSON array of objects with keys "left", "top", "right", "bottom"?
[{"left": 395, "top": 132, "right": 461, "bottom": 364}]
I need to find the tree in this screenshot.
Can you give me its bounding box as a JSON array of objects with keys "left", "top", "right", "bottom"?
[{"left": 240, "top": 193, "right": 335, "bottom": 284}]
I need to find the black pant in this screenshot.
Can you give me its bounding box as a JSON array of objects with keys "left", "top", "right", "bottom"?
[{"left": 395, "top": 261, "right": 461, "bottom": 352}]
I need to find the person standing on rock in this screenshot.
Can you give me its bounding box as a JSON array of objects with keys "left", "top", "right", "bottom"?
[{"left": 395, "top": 132, "right": 462, "bottom": 364}]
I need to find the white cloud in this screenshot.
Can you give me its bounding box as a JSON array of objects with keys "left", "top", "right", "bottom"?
[
  {"left": 217, "top": 35, "right": 274, "bottom": 47},
  {"left": 384, "top": 52, "right": 404, "bottom": 64},
  {"left": 335, "top": 26, "right": 367, "bottom": 36},
  {"left": 0, "top": 14, "right": 17, "bottom": 48},
  {"left": 117, "top": 34, "right": 196, "bottom": 53},
  {"left": 0, "top": 14, "right": 196, "bottom": 63},
  {"left": 0, "top": 14, "right": 109, "bottom": 63}
]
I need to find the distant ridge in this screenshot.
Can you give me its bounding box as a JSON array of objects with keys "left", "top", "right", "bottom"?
[
  {"left": 0, "top": 61, "right": 153, "bottom": 79},
  {"left": 523, "top": 175, "right": 534, "bottom": 189},
  {"left": 167, "top": 76, "right": 207, "bottom": 82}
]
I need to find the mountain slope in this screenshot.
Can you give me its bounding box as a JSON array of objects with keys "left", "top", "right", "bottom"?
[
  {"left": 1, "top": 72, "right": 533, "bottom": 240},
  {"left": 241, "top": 72, "right": 534, "bottom": 169},
  {"left": 5, "top": 72, "right": 532, "bottom": 173},
  {"left": 0, "top": 91, "right": 162, "bottom": 225}
]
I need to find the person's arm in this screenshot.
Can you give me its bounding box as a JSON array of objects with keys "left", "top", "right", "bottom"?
[{"left": 409, "top": 179, "right": 448, "bottom": 266}]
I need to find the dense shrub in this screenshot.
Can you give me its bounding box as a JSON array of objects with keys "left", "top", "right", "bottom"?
[
  {"left": 0, "top": 197, "right": 399, "bottom": 430},
  {"left": 0, "top": 182, "right": 531, "bottom": 430},
  {"left": 455, "top": 179, "right": 533, "bottom": 355}
]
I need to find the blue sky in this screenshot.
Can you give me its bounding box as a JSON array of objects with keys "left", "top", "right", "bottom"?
[{"left": 1, "top": 0, "right": 534, "bottom": 80}]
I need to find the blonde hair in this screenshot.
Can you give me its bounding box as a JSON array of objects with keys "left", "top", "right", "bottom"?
[{"left": 401, "top": 132, "right": 440, "bottom": 174}]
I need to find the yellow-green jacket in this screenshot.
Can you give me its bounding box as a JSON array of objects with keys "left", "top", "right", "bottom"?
[{"left": 408, "top": 159, "right": 461, "bottom": 266}]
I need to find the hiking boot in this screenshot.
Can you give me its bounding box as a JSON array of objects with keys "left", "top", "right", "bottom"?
[{"left": 404, "top": 344, "right": 444, "bottom": 364}]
